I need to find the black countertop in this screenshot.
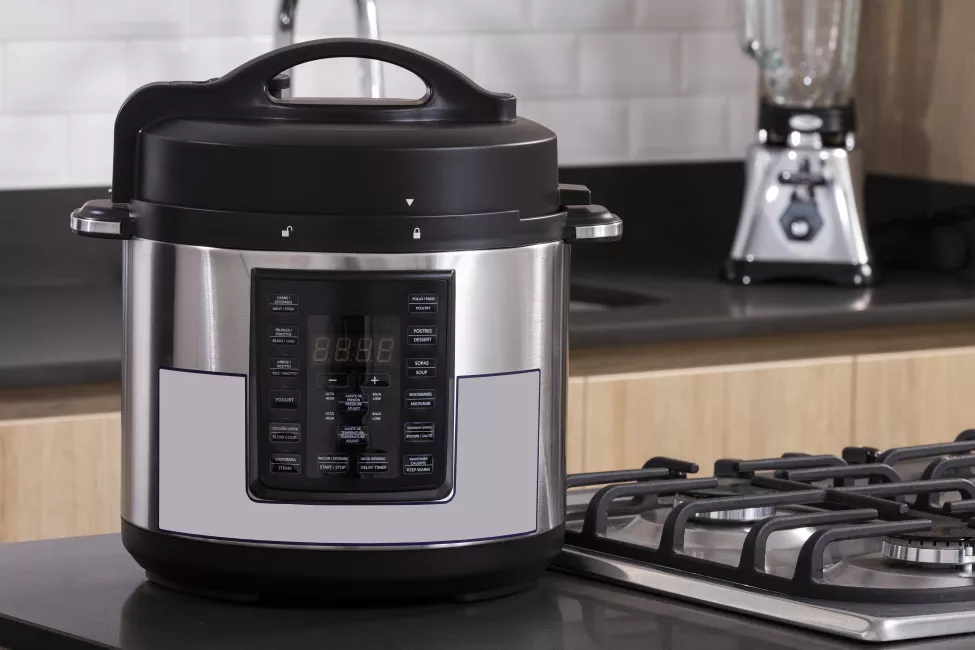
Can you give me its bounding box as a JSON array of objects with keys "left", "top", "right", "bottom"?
[
  {"left": 6, "top": 268, "right": 975, "bottom": 388},
  {"left": 0, "top": 534, "right": 967, "bottom": 650},
  {"left": 6, "top": 167, "right": 975, "bottom": 389}
]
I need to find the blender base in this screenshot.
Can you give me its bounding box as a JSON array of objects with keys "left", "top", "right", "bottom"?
[{"left": 723, "top": 259, "right": 875, "bottom": 287}]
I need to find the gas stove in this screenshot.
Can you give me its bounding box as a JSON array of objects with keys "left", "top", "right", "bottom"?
[{"left": 556, "top": 431, "right": 975, "bottom": 643}]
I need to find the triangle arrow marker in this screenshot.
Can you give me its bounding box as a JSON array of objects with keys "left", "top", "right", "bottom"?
[{"left": 406, "top": 198, "right": 414, "bottom": 206}]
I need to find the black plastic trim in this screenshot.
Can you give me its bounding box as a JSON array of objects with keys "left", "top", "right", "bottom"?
[
  {"left": 113, "top": 39, "right": 517, "bottom": 204},
  {"left": 131, "top": 200, "right": 567, "bottom": 253},
  {"left": 122, "top": 520, "right": 563, "bottom": 602},
  {"left": 758, "top": 101, "right": 856, "bottom": 147},
  {"left": 247, "top": 269, "right": 456, "bottom": 504},
  {"left": 723, "top": 259, "right": 875, "bottom": 286}
]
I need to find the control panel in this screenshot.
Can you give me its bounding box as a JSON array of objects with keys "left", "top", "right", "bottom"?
[{"left": 251, "top": 270, "right": 452, "bottom": 503}]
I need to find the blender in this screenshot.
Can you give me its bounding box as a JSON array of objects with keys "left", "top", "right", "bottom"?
[{"left": 725, "top": 0, "right": 872, "bottom": 286}]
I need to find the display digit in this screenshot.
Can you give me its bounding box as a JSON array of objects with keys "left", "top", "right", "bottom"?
[
  {"left": 356, "top": 337, "right": 373, "bottom": 362},
  {"left": 377, "top": 337, "right": 395, "bottom": 363},
  {"left": 312, "top": 336, "right": 330, "bottom": 362},
  {"left": 335, "top": 337, "right": 351, "bottom": 362}
]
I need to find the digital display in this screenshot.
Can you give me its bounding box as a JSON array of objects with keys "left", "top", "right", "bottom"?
[{"left": 307, "top": 315, "right": 399, "bottom": 369}]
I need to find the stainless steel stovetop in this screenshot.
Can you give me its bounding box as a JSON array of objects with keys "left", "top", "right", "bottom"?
[{"left": 556, "top": 432, "right": 975, "bottom": 643}]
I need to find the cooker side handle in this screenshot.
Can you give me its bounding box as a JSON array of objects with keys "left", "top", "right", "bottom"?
[
  {"left": 559, "top": 183, "right": 622, "bottom": 243},
  {"left": 69, "top": 198, "right": 133, "bottom": 239}
]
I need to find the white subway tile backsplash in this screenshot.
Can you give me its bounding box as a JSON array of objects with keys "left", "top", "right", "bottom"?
[
  {"left": 636, "top": 0, "right": 739, "bottom": 30},
  {"left": 629, "top": 96, "right": 728, "bottom": 161},
  {"left": 5, "top": 41, "right": 129, "bottom": 112},
  {"left": 70, "top": 0, "right": 190, "bottom": 38},
  {"left": 294, "top": 1, "right": 357, "bottom": 35},
  {"left": 0, "top": 0, "right": 752, "bottom": 189},
  {"left": 67, "top": 113, "right": 114, "bottom": 186},
  {"left": 380, "top": 0, "right": 531, "bottom": 34},
  {"left": 473, "top": 33, "right": 577, "bottom": 99},
  {"left": 728, "top": 93, "right": 758, "bottom": 156},
  {"left": 520, "top": 98, "right": 629, "bottom": 165},
  {"left": 681, "top": 30, "right": 755, "bottom": 94},
  {"left": 0, "top": 0, "right": 75, "bottom": 40},
  {"left": 531, "top": 0, "right": 635, "bottom": 30},
  {"left": 579, "top": 32, "right": 677, "bottom": 97},
  {"left": 185, "top": 0, "right": 275, "bottom": 36},
  {"left": 0, "top": 114, "right": 67, "bottom": 187}
]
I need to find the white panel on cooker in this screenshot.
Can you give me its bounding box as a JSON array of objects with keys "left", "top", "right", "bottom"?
[{"left": 158, "top": 367, "right": 540, "bottom": 544}]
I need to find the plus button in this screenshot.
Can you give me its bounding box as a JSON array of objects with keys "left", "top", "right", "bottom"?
[{"left": 370, "top": 376, "right": 379, "bottom": 385}]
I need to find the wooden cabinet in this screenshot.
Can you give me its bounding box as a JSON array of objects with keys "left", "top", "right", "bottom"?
[
  {"left": 853, "top": 346, "right": 975, "bottom": 449},
  {"left": 566, "top": 378, "right": 586, "bottom": 474},
  {"left": 0, "top": 336, "right": 972, "bottom": 544},
  {"left": 0, "top": 412, "right": 121, "bottom": 543},
  {"left": 575, "top": 357, "right": 856, "bottom": 475}
]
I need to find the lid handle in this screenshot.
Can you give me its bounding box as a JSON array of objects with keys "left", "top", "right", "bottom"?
[
  {"left": 221, "top": 38, "right": 514, "bottom": 123},
  {"left": 110, "top": 38, "right": 515, "bottom": 203}
]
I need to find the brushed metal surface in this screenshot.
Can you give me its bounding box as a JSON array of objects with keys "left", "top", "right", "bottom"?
[
  {"left": 731, "top": 143, "right": 870, "bottom": 269},
  {"left": 123, "top": 239, "right": 567, "bottom": 545},
  {"left": 882, "top": 537, "right": 975, "bottom": 567},
  {"left": 554, "top": 546, "right": 975, "bottom": 643}
]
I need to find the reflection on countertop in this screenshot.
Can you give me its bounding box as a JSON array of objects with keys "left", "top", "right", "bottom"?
[
  {"left": 568, "top": 265, "right": 975, "bottom": 348},
  {"left": 0, "top": 533, "right": 950, "bottom": 650},
  {"left": 5, "top": 265, "right": 975, "bottom": 388}
]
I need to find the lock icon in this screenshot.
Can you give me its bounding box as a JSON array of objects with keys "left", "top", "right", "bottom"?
[{"left": 412, "top": 228, "right": 421, "bottom": 240}]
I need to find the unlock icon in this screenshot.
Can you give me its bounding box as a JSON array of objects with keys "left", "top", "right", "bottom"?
[
  {"left": 281, "top": 225, "right": 293, "bottom": 238},
  {"left": 413, "top": 228, "right": 421, "bottom": 240}
]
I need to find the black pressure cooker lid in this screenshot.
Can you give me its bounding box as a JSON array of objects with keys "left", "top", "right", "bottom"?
[
  {"left": 121, "top": 39, "right": 556, "bottom": 218},
  {"left": 71, "top": 39, "right": 622, "bottom": 253}
]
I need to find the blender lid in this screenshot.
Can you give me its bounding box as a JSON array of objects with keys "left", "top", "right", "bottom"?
[{"left": 118, "top": 38, "right": 559, "bottom": 219}]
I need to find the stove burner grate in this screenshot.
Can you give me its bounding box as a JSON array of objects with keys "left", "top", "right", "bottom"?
[{"left": 565, "top": 457, "right": 975, "bottom": 604}]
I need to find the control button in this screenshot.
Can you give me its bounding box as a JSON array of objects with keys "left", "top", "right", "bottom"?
[
  {"left": 407, "top": 367, "right": 436, "bottom": 378},
  {"left": 407, "top": 396, "right": 435, "bottom": 410},
  {"left": 408, "top": 334, "right": 437, "bottom": 346},
  {"left": 270, "top": 463, "right": 301, "bottom": 474},
  {"left": 271, "top": 453, "right": 301, "bottom": 465},
  {"left": 358, "top": 454, "right": 389, "bottom": 474},
  {"left": 268, "top": 293, "right": 299, "bottom": 313},
  {"left": 404, "top": 454, "right": 434, "bottom": 475},
  {"left": 269, "top": 422, "right": 301, "bottom": 443},
  {"left": 270, "top": 390, "right": 299, "bottom": 409},
  {"left": 317, "top": 373, "right": 349, "bottom": 388},
  {"left": 404, "top": 422, "right": 435, "bottom": 442},
  {"left": 339, "top": 393, "right": 368, "bottom": 413},
  {"left": 270, "top": 357, "right": 300, "bottom": 378},
  {"left": 337, "top": 425, "right": 369, "bottom": 446},
  {"left": 269, "top": 325, "right": 299, "bottom": 346},
  {"left": 406, "top": 389, "right": 435, "bottom": 400},
  {"left": 318, "top": 454, "right": 349, "bottom": 473},
  {"left": 360, "top": 373, "right": 391, "bottom": 387},
  {"left": 408, "top": 325, "right": 437, "bottom": 337},
  {"left": 408, "top": 293, "right": 438, "bottom": 314},
  {"left": 407, "top": 358, "right": 437, "bottom": 369},
  {"left": 270, "top": 453, "right": 301, "bottom": 473}
]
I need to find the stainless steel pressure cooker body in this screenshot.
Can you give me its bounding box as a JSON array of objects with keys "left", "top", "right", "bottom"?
[{"left": 71, "top": 39, "right": 621, "bottom": 600}]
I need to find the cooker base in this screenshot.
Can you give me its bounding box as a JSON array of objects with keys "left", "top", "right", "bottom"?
[{"left": 122, "top": 520, "right": 564, "bottom": 603}]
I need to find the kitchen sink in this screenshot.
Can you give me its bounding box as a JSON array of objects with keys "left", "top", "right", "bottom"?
[{"left": 569, "top": 282, "right": 667, "bottom": 312}]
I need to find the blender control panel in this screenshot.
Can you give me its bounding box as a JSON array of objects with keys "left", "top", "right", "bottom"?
[{"left": 251, "top": 270, "right": 452, "bottom": 503}]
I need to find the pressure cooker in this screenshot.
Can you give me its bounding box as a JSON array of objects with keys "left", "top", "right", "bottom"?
[{"left": 70, "top": 39, "right": 621, "bottom": 601}]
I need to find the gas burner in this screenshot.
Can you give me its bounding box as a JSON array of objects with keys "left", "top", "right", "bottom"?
[
  {"left": 882, "top": 525, "right": 975, "bottom": 567},
  {"left": 560, "top": 447, "right": 975, "bottom": 642},
  {"left": 675, "top": 482, "right": 776, "bottom": 524}
]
